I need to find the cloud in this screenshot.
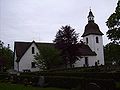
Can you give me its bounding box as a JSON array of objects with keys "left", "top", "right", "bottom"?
[{"left": 0, "top": 0, "right": 118, "bottom": 50}]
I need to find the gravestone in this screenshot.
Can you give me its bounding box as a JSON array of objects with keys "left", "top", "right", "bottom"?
[
  {"left": 86, "top": 83, "right": 101, "bottom": 90},
  {"left": 37, "top": 76, "right": 45, "bottom": 87}
]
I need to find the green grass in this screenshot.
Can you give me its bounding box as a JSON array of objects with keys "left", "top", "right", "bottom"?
[
  {"left": 116, "top": 82, "right": 120, "bottom": 89},
  {"left": 0, "top": 83, "right": 66, "bottom": 90}
]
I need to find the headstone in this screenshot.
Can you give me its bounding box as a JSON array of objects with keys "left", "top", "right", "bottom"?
[
  {"left": 37, "top": 76, "right": 45, "bottom": 87},
  {"left": 87, "top": 83, "right": 101, "bottom": 90}
]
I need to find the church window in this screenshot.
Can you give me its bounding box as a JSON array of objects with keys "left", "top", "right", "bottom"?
[
  {"left": 96, "top": 37, "right": 99, "bottom": 43},
  {"left": 85, "top": 57, "right": 89, "bottom": 67},
  {"left": 31, "top": 62, "right": 36, "bottom": 68},
  {"left": 86, "top": 38, "right": 88, "bottom": 44},
  {"left": 32, "top": 47, "right": 35, "bottom": 54}
]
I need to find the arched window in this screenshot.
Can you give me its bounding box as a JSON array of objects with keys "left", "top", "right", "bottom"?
[
  {"left": 96, "top": 37, "right": 99, "bottom": 43},
  {"left": 86, "top": 38, "right": 88, "bottom": 44},
  {"left": 32, "top": 47, "right": 35, "bottom": 54},
  {"left": 31, "top": 62, "right": 36, "bottom": 68}
]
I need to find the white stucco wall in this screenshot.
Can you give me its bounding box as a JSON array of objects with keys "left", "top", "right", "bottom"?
[
  {"left": 14, "top": 51, "right": 18, "bottom": 71},
  {"left": 83, "top": 35, "right": 104, "bottom": 65},
  {"left": 15, "top": 43, "right": 40, "bottom": 72},
  {"left": 74, "top": 56, "right": 96, "bottom": 67}
]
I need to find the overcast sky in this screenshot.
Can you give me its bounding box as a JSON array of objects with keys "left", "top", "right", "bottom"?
[{"left": 0, "top": 0, "right": 118, "bottom": 50}]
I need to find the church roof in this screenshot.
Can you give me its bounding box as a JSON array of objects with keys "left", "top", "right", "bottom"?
[
  {"left": 82, "top": 21, "right": 104, "bottom": 37},
  {"left": 88, "top": 10, "right": 94, "bottom": 18},
  {"left": 14, "top": 41, "right": 53, "bottom": 62},
  {"left": 82, "top": 10, "right": 104, "bottom": 37},
  {"left": 78, "top": 42, "right": 96, "bottom": 56},
  {"left": 14, "top": 41, "right": 96, "bottom": 62}
]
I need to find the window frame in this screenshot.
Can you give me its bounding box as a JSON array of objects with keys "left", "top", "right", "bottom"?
[
  {"left": 31, "top": 62, "right": 36, "bottom": 68},
  {"left": 32, "top": 47, "right": 35, "bottom": 54},
  {"left": 96, "top": 37, "right": 99, "bottom": 43},
  {"left": 86, "top": 37, "right": 88, "bottom": 44}
]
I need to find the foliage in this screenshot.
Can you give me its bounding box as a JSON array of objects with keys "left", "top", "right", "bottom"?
[
  {"left": 34, "top": 53, "right": 46, "bottom": 70},
  {"left": 0, "top": 73, "right": 8, "bottom": 81},
  {"left": 0, "top": 40, "right": 13, "bottom": 70},
  {"left": 116, "top": 82, "right": 120, "bottom": 89},
  {"left": 0, "top": 83, "right": 66, "bottom": 90},
  {"left": 104, "top": 43, "right": 120, "bottom": 65},
  {"left": 34, "top": 45, "right": 63, "bottom": 70},
  {"left": 46, "top": 76, "right": 82, "bottom": 89},
  {"left": 106, "top": 1, "right": 120, "bottom": 44},
  {"left": 53, "top": 25, "right": 80, "bottom": 68},
  {"left": 0, "top": 71, "right": 118, "bottom": 90},
  {"left": 45, "top": 76, "right": 115, "bottom": 90}
]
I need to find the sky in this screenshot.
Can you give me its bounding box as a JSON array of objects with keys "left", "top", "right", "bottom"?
[{"left": 0, "top": 0, "right": 118, "bottom": 50}]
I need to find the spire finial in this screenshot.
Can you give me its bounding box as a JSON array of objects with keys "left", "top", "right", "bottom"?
[
  {"left": 89, "top": 7, "right": 91, "bottom": 11},
  {"left": 88, "top": 8, "right": 94, "bottom": 22}
]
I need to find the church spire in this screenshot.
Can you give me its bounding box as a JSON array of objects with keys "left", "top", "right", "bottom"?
[{"left": 88, "top": 9, "right": 94, "bottom": 22}]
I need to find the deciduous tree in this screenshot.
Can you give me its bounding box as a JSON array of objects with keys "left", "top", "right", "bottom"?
[
  {"left": 106, "top": 1, "right": 120, "bottom": 44},
  {"left": 34, "top": 45, "right": 63, "bottom": 70},
  {"left": 104, "top": 43, "right": 120, "bottom": 65}
]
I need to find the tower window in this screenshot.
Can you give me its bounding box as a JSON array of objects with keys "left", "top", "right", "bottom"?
[
  {"left": 86, "top": 38, "right": 88, "bottom": 44},
  {"left": 96, "top": 37, "right": 99, "bottom": 43},
  {"left": 32, "top": 47, "right": 35, "bottom": 54}
]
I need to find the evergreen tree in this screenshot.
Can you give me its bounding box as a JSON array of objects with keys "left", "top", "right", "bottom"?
[{"left": 53, "top": 25, "right": 80, "bottom": 68}]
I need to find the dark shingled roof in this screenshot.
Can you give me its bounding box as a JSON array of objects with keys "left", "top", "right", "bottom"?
[
  {"left": 88, "top": 10, "right": 94, "bottom": 18},
  {"left": 82, "top": 10, "right": 104, "bottom": 37},
  {"left": 82, "top": 21, "right": 104, "bottom": 37},
  {"left": 14, "top": 41, "right": 53, "bottom": 62},
  {"left": 14, "top": 41, "right": 96, "bottom": 62},
  {"left": 78, "top": 43, "right": 96, "bottom": 56}
]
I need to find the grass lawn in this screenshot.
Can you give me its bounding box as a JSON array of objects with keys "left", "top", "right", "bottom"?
[{"left": 0, "top": 83, "right": 67, "bottom": 90}]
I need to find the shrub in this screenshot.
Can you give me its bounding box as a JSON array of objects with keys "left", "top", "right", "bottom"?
[
  {"left": 0, "top": 73, "right": 8, "bottom": 82},
  {"left": 45, "top": 76, "right": 84, "bottom": 89}
]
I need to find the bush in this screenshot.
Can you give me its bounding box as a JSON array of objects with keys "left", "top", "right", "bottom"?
[
  {"left": 0, "top": 73, "right": 8, "bottom": 82},
  {"left": 0, "top": 71, "right": 117, "bottom": 90},
  {"left": 45, "top": 76, "right": 84, "bottom": 89},
  {"left": 44, "top": 76, "right": 116, "bottom": 90}
]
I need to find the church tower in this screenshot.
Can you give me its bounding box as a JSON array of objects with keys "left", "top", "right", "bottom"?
[{"left": 82, "top": 9, "right": 104, "bottom": 65}]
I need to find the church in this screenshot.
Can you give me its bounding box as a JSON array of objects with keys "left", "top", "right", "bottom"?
[
  {"left": 74, "top": 9, "right": 104, "bottom": 67},
  {"left": 14, "top": 10, "right": 104, "bottom": 72}
]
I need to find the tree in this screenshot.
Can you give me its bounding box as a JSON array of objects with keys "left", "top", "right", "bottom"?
[
  {"left": 53, "top": 25, "right": 80, "bottom": 68},
  {"left": 0, "top": 40, "right": 13, "bottom": 70},
  {"left": 34, "top": 53, "right": 46, "bottom": 70},
  {"left": 104, "top": 43, "right": 120, "bottom": 65},
  {"left": 106, "top": 1, "right": 120, "bottom": 44},
  {"left": 34, "top": 44, "right": 63, "bottom": 70}
]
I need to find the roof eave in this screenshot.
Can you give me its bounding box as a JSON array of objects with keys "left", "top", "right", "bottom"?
[{"left": 81, "top": 33, "right": 104, "bottom": 37}]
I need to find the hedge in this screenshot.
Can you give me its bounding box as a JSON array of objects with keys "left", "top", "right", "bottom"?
[
  {"left": 45, "top": 76, "right": 84, "bottom": 89},
  {"left": 0, "top": 72, "right": 117, "bottom": 90},
  {"left": 0, "top": 73, "right": 8, "bottom": 81},
  {"left": 35, "top": 72, "right": 120, "bottom": 80}
]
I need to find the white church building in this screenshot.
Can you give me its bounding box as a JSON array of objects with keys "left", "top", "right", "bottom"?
[
  {"left": 74, "top": 9, "right": 104, "bottom": 67},
  {"left": 14, "top": 10, "right": 104, "bottom": 72}
]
